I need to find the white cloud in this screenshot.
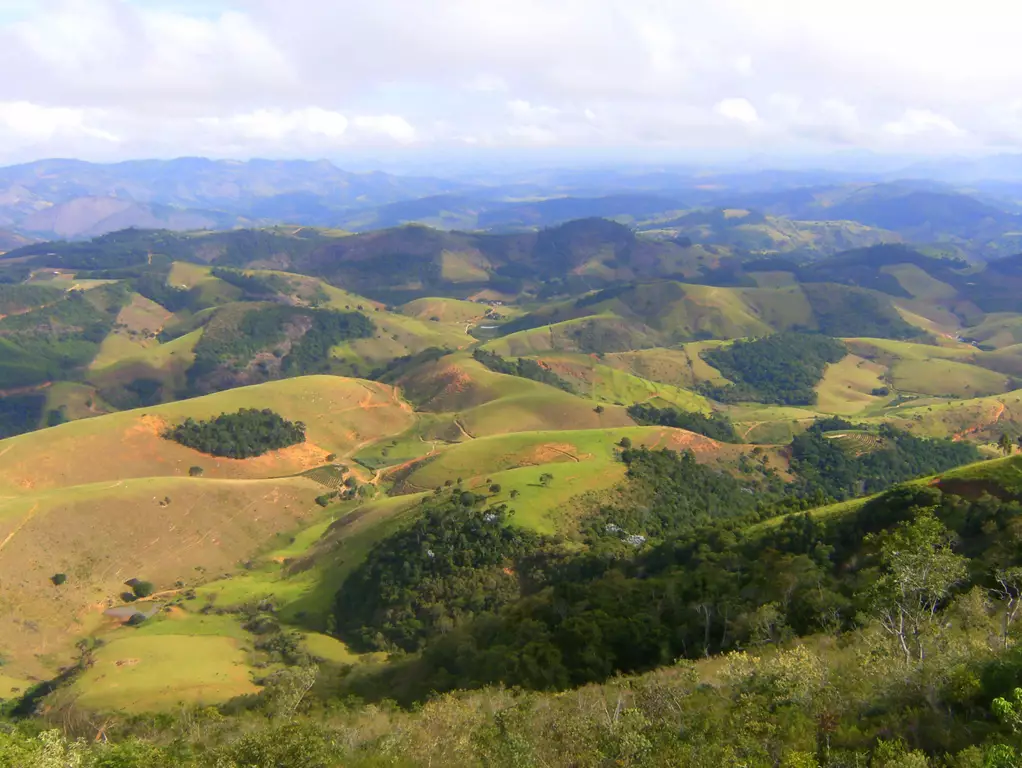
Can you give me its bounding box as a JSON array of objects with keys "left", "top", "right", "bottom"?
[
  {"left": 884, "top": 109, "right": 966, "bottom": 138},
  {"left": 350, "top": 115, "right": 417, "bottom": 144},
  {"left": 1, "top": 0, "right": 1022, "bottom": 160},
  {"left": 715, "top": 98, "right": 759, "bottom": 124},
  {"left": 0, "top": 101, "right": 119, "bottom": 145},
  {"left": 210, "top": 108, "right": 350, "bottom": 141}
]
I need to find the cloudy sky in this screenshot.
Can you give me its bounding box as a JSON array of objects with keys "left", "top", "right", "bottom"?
[{"left": 0, "top": 0, "right": 1019, "bottom": 164}]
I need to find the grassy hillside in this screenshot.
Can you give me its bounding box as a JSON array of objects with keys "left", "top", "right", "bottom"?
[
  {"left": 0, "top": 376, "right": 413, "bottom": 494},
  {"left": 645, "top": 207, "right": 902, "bottom": 256},
  {"left": 390, "top": 426, "right": 786, "bottom": 532},
  {"left": 527, "top": 352, "right": 713, "bottom": 411},
  {"left": 0, "top": 474, "right": 325, "bottom": 678},
  {"left": 497, "top": 281, "right": 920, "bottom": 350},
  {"left": 602, "top": 343, "right": 731, "bottom": 388},
  {"left": 393, "top": 353, "right": 635, "bottom": 441}
]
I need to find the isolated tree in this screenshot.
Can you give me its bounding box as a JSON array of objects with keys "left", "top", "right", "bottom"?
[
  {"left": 539, "top": 473, "right": 554, "bottom": 487},
  {"left": 994, "top": 566, "right": 1022, "bottom": 649},
  {"left": 50, "top": 573, "right": 67, "bottom": 586},
  {"left": 262, "top": 666, "right": 318, "bottom": 722},
  {"left": 132, "top": 581, "right": 155, "bottom": 599},
  {"left": 489, "top": 484, "right": 502, "bottom": 494},
  {"left": 594, "top": 405, "right": 605, "bottom": 414},
  {"left": 1000, "top": 433, "right": 1015, "bottom": 457},
  {"left": 864, "top": 510, "right": 967, "bottom": 664},
  {"left": 509, "top": 489, "right": 520, "bottom": 499},
  {"left": 188, "top": 465, "right": 204, "bottom": 477},
  {"left": 619, "top": 437, "right": 632, "bottom": 449}
]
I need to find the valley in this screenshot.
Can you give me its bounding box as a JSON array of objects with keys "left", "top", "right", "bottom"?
[{"left": 5, "top": 186, "right": 1022, "bottom": 765}]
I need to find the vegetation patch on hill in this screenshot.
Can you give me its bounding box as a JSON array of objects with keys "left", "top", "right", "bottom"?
[
  {"left": 163, "top": 408, "right": 306, "bottom": 458},
  {"left": 471, "top": 348, "right": 575, "bottom": 392},
  {"left": 790, "top": 417, "right": 981, "bottom": 499},
  {"left": 701, "top": 332, "right": 848, "bottom": 405},
  {"left": 188, "top": 305, "right": 374, "bottom": 393},
  {"left": 336, "top": 496, "right": 541, "bottom": 653},
  {"left": 626, "top": 402, "right": 739, "bottom": 442},
  {"left": 0, "top": 284, "right": 129, "bottom": 390}
]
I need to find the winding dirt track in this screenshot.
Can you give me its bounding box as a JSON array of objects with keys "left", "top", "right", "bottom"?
[
  {"left": 0, "top": 503, "right": 39, "bottom": 555},
  {"left": 953, "top": 400, "right": 1007, "bottom": 441}
]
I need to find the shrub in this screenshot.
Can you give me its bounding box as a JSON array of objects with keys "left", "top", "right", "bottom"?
[
  {"left": 132, "top": 581, "right": 155, "bottom": 599},
  {"left": 188, "top": 465, "right": 204, "bottom": 477},
  {"left": 50, "top": 573, "right": 67, "bottom": 586},
  {"left": 619, "top": 437, "right": 632, "bottom": 449}
]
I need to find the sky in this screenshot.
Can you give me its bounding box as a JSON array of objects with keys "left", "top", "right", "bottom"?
[{"left": 1, "top": 0, "right": 1020, "bottom": 166}]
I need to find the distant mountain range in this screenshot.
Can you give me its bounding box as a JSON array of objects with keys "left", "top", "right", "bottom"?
[
  {"left": 3, "top": 158, "right": 1022, "bottom": 262},
  {"left": 0, "top": 158, "right": 467, "bottom": 241}
]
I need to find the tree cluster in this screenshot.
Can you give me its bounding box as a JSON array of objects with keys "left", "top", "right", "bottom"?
[
  {"left": 335, "top": 496, "right": 542, "bottom": 653},
  {"left": 163, "top": 408, "right": 306, "bottom": 459},
  {"left": 472, "top": 348, "right": 575, "bottom": 392},
  {"left": 188, "top": 305, "right": 374, "bottom": 392},
  {"left": 626, "top": 402, "right": 740, "bottom": 442},
  {"left": 701, "top": 332, "right": 848, "bottom": 405},
  {"left": 789, "top": 420, "right": 980, "bottom": 500}
]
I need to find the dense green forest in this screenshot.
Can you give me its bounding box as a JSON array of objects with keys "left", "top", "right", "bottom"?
[
  {"left": 336, "top": 499, "right": 542, "bottom": 653},
  {"left": 0, "top": 285, "right": 128, "bottom": 389},
  {"left": 187, "top": 306, "right": 374, "bottom": 393},
  {"left": 162, "top": 408, "right": 306, "bottom": 458},
  {"left": 336, "top": 457, "right": 1021, "bottom": 710},
  {"left": 472, "top": 348, "right": 575, "bottom": 392},
  {"left": 626, "top": 402, "right": 740, "bottom": 442},
  {"left": 701, "top": 332, "right": 848, "bottom": 405},
  {"left": 789, "top": 419, "right": 982, "bottom": 500},
  {"left": 0, "top": 393, "right": 46, "bottom": 439},
  {"left": 329, "top": 432, "right": 986, "bottom": 701}
]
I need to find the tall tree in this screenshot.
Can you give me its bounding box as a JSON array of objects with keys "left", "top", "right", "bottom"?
[{"left": 864, "top": 510, "right": 968, "bottom": 664}]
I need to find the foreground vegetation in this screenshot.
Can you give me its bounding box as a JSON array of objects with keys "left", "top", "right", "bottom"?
[{"left": 6, "top": 458, "right": 1022, "bottom": 766}]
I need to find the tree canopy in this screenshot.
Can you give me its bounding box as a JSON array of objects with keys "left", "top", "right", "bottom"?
[{"left": 162, "top": 408, "right": 306, "bottom": 459}]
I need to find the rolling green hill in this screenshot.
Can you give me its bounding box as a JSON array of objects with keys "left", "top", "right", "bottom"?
[
  {"left": 9, "top": 215, "right": 1022, "bottom": 741},
  {"left": 644, "top": 207, "right": 902, "bottom": 257}
]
